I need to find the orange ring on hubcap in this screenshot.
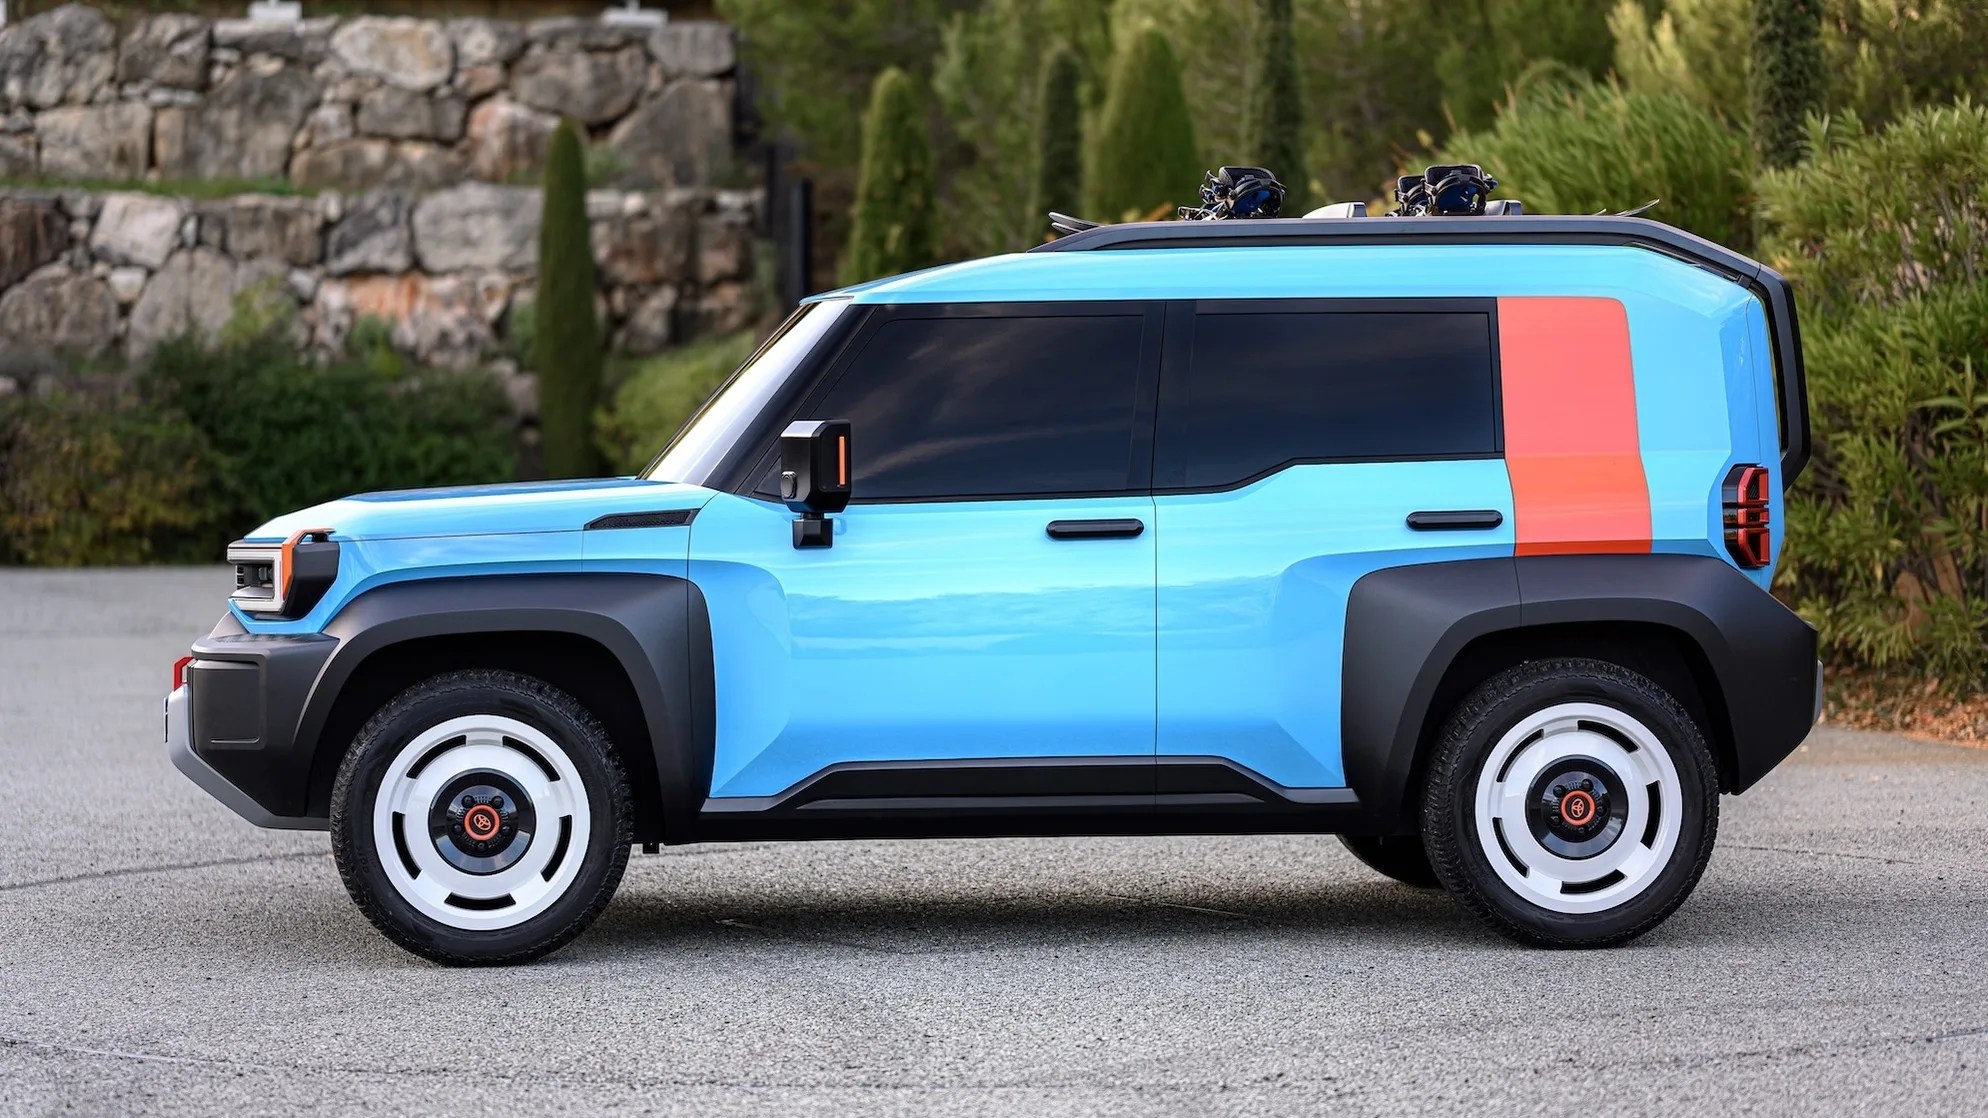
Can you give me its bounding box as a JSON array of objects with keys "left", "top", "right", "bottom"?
[
  {"left": 1558, "top": 789, "right": 1597, "bottom": 826},
  {"left": 463, "top": 803, "right": 502, "bottom": 841}
]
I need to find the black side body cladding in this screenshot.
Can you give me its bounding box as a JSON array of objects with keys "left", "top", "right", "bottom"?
[
  {"left": 1341, "top": 554, "right": 1820, "bottom": 826},
  {"left": 1033, "top": 216, "right": 1811, "bottom": 484}
]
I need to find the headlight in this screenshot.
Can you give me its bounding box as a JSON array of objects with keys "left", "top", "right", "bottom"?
[{"left": 229, "top": 528, "right": 338, "bottom": 618}]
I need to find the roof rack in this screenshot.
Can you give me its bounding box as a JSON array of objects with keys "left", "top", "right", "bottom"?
[{"left": 1027, "top": 214, "right": 1810, "bottom": 485}]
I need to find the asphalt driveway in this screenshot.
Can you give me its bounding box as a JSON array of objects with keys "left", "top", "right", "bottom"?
[{"left": 2, "top": 567, "right": 1984, "bottom": 1116}]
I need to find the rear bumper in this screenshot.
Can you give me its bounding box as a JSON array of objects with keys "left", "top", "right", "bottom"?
[{"left": 164, "top": 617, "right": 336, "bottom": 829}]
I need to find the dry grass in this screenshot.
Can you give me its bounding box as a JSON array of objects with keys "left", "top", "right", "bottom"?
[{"left": 1822, "top": 667, "right": 1988, "bottom": 746}]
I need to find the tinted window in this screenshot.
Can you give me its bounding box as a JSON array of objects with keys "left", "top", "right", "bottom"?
[
  {"left": 1173, "top": 309, "right": 1496, "bottom": 488},
  {"left": 798, "top": 311, "right": 1146, "bottom": 500}
]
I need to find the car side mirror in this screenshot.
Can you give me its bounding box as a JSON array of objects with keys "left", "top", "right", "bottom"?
[{"left": 779, "top": 419, "right": 851, "bottom": 548}]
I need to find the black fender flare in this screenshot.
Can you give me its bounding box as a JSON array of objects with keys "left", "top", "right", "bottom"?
[
  {"left": 299, "top": 573, "right": 714, "bottom": 841},
  {"left": 1342, "top": 554, "right": 1819, "bottom": 828}
]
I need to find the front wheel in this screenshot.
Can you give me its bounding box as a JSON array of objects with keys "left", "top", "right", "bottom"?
[
  {"left": 330, "top": 670, "right": 632, "bottom": 966},
  {"left": 1421, "top": 658, "right": 1718, "bottom": 948}
]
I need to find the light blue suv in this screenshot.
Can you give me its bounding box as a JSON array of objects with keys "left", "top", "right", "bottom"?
[{"left": 169, "top": 216, "right": 1822, "bottom": 964}]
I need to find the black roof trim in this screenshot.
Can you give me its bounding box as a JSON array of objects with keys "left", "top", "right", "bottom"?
[{"left": 1032, "top": 216, "right": 1810, "bottom": 485}]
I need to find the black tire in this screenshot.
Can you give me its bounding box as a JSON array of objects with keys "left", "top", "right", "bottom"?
[
  {"left": 1338, "top": 834, "right": 1442, "bottom": 888},
  {"left": 330, "top": 670, "right": 632, "bottom": 966},
  {"left": 1420, "top": 657, "right": 1718, "bottom": 948}
]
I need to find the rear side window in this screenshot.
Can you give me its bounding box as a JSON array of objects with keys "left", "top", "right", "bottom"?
[
  {"left": 796, "top": 310, "right": 1148, "bottom": 500},
  {"left": 1164, "top": 305, "right": 1498, "bottom": 489}
]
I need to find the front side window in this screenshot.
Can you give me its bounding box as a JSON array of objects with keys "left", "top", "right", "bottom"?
[
  {"left": 776, "top": 309, "right": 1147, "bottom": 501},
  {"left": 1165, "top": 305, "right": 1498, "bottom": 489}
]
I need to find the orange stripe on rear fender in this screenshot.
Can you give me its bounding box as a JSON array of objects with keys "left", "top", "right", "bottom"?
[{"left": 1498, "top": 296, "right": 1651, "bottom": 555}]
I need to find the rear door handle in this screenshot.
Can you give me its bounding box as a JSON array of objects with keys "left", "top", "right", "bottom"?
[
  {"left": 1046, "top": 518, "right": 1145, "bottom": 540},
  {"left": 1406, "top": 509, "right": 1504, "bottom": 531}
]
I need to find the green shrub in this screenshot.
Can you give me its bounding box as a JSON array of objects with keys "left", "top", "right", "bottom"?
[
  {"left": 0, "top": 391, "right": 224, "bottom": 566},
  {"left": 1086, "top": 26, "right": 1200, "bottom": 223},
  {"left": 1029, "top": 45, "right": 1086, "bottom": 240},
  {"left": 840, "top": 67, "right": 939, "bottom": 285},
  {"left": 535, "top": 119, "right": 605, "bottom": 478},
  {"left": 1437, "top": 82, "right": 1752, "bottom": 249},
  {"left": 1246, "top": 0, "right": 1309, "bottom": 211},
  {"left": 1610, "top": 0, "right": 1751, "bottom": 113},
  {"left": 1759, "top": 101, "right": 1988, "bottom": 686},
  {"left": 1751, "top": 0, "right": 1826, "bottom": 167},
  {"left": 596, "top": 330, "right": 759, "bottom": 474},
  {"left": 138, "top": 294, "right": 514, "bottom": 540}
]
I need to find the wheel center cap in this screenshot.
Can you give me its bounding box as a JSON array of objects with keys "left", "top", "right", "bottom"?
[
  {"left": 1558, "top": 788, "right": 1598, "bottom": 826},
  {"left": 462, "top": 803, "right": 502, "bottom": 842}
]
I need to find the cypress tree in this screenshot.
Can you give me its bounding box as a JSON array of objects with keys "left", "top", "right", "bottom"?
[
  {"left": 1750, "top": 0, "right": 1825, "bottom": 167},
  {"left": 534, "top": 119, "right": 603, "bottom": 478},
  {"left": 1085, "top": 26, "right": 1200, "bottom": 223},
  {"left": 1030, "top": 44, "right": 1085, "bottom": 239},
  {"left": 1246, "top": 0, "right": 1307, "bottom": 211},
  {"left": 839, "top": 67, "right": 938, "bottom": 285}
]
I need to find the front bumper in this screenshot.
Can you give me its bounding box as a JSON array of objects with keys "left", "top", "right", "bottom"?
[
  {"left": 167, "top": 684, "right": 324, "bottom": 829},
  {"left": 164, "top": 615, "right": 336, "bottom": 830}
]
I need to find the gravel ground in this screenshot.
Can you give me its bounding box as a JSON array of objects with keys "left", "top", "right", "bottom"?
[{"left": 2, "top": 567, "right": 1984, "bottom": 1117}]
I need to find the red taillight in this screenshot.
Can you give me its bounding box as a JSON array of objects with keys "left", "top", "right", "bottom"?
[
  {"left": 172, "top": 655, "right": 194, "bottom": 691},
  {"left": 1722, "top": 464, "right": 1772, "bottom": 568}
]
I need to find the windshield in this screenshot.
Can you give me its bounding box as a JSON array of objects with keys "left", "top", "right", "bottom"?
[{"left": 642, "top": 300, "right": 848, "bottom": 487}]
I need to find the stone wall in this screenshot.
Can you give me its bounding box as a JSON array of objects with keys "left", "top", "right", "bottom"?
[
  {"left": 0, "top": 4, "right": 762, "bottom": 378},
  {"left": 0, "top": 4, "right": 740, "bottom": 190},
  {"left": 0, "top": 182, "right": 760, "bottom": 373}
]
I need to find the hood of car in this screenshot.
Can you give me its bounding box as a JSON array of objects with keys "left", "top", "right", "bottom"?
[{"left": 244, "top": 478, "right": 717, "bottom": 543}]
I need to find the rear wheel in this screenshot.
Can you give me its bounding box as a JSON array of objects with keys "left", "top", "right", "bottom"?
[
  {"left": 1338, "top": 834, "right": 1441, "bottom": 888},
  {"left": 330, "top": 670, "right": 631, "bottom": 966},
  {"left": 1421, "top": 658, "right": 1718, "bottom": 947}
]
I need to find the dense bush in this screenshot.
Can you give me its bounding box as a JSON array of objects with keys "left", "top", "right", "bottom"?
[
  {"left": 841, "top": 67, "right": 939, "bottom": 285},
  {"left": 1759, "top": 101, "right": 1988, "bottom": 686},
  {"left": 1437, "top": 82, "right": 1752, "bottom": 249},
  {"left": 1751, "top": 0, "right": 1826, "bottom": 167},
  {"left": 596, "top": 330, "right": 760, "bottom": 475},
  {"left": 0, "top": 392, "right": 224, "bottom": 566},
  {"left": 535, "top": 119, "right": 605, "bottom": 479},
  {"left": 1085, "top": 26, "right": 1200, "bottom": 223}
]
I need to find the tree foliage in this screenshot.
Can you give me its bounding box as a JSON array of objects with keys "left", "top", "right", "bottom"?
[
  {"left": 1759, "top": 101, "right": 1988, "bottom": 685},
  {"left": 535, "top": 119, "right": 604, "bottom": 478},
  {"left": 1029, "top": 44, "right": 1086, "bottom": 241},
  {"left": 1751, "top": 0, "right": 1826, "bottom": 167},
  {"left": 1247, "top": 0, "right": 1309, "bottom": 211},
  {"left": 1610, "top": 0, "right": 1751, "bottom": 113},
  {"left": 1086, "top": 25, "right": 1200, "bottom": 223},
  {"left": 841, "top": 67, "right": 939, "bottom": 284},
  {"left": 1438, "top": 81, "right": 1752, "bottom": 248}
]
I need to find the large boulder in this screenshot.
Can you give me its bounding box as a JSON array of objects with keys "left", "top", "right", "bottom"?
[
  {"left": 34, "top": 103, "right": 152, "bottom": 181},
  {"left": 211, "top": 195, "right": 322, "bottom": 267},
  {"left": 447, "top": 19, "right": 526, "bottom": 68},
  {"left": 291, "top": 139, "right": 463, "bottom": 192},
  {"left": 649, "top": 22, "right": 735, "bottom": 78},
  {"left": 88, "top": 193, "right": 186, "bottom": 271},
  {"left": 590, "top": 205, "right": 691, "bottom": 287},
  {"left": 355, "top": 86, "right": 466, "bottom": 143},
  {"left": 324, "top": 190, "right": 412, "bottom": 275},
  {"left": 411, "top": 183, "right": 540, "bottom": 273},
  {"left": 330, "top": 18, "right": 453, "bottom": 93},
  {"left": 155, "top": 65, "right": 320, "bottom": 180},
  {"left": 463, "top": 95, "right": 557, "bottom": 182},
  {"left": 211, "top": 16, "right": 335, "bottom": 63},
  {"left": 314, "top": 271, "right": 509, "bottom": 367},
  {"left": 0, "top": 4, "right": 116, "bottom": 110},
  {"left": 510, "top": 44, "right": 646, "bottom": 127},
  {"left": 125, "top": 248, "right": 280, "bottom": 357},
  {"left": 0, "top": 265, "right": 119, "bottom": 357},
  {"left": 117, "top": 14, "right": 210, "bottom": 90},
  {"left": 609, "top": 81, "right": 733, "bottom": 188},
  {"left": 0, "top": 197, "right": 69, "bottom": 292}
]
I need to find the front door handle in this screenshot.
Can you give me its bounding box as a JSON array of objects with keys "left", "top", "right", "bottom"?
[
  {"left": 1046, "top": 518, "right": 1145, "bottom": 540},
  {"left": 1406, "top": 509, "right": 1504, "bottom": 531}
]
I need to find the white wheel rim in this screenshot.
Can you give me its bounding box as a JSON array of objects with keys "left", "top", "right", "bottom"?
[
  {"left": 1471, "top": 701, "right": 1683, "bottom": 915},
  {"left": 372, "top": 715, "right": 592, "bottom": 932}
]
